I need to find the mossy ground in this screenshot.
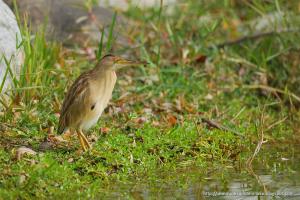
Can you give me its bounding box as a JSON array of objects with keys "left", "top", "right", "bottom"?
[{"left": 1, "top": 0, "right": 300, "bottom": 199}]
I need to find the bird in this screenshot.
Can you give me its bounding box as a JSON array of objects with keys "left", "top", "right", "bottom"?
[{"left": 57, "top": 54, "right": 146, "bottom": 151}]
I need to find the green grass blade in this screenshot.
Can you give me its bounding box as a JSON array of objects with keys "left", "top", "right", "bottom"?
[
  {"left": 0, "top": 58, "right": 7, "bottom": 94},
  {"left": 106, "top": 11, "right": 117, "bottom": 53},
  {"left": 96, "top": 28, "right": 105, "bottom": 60}
]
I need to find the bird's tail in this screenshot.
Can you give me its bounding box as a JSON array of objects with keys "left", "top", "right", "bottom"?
[{"left": 57, "top": 118, "right": 66, "bottom": 134}]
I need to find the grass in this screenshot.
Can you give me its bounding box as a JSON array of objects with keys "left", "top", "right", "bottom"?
[{"left": 1, "top": 0, "right": 300, "bottom": 198}]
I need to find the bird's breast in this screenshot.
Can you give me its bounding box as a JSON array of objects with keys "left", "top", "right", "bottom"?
[{"left": 81, "top": 71, "right": 117, "bottom": 130}]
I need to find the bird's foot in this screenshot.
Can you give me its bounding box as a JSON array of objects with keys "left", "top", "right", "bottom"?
[{"left": 79, "top": 131, "right": 92, "bottom": 149}]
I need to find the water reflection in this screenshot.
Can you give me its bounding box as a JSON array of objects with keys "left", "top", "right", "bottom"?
[{"left": 99, "top": 144, "right": 300, "bottom": 199}]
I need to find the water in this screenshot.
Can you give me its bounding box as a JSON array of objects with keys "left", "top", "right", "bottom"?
[{"left": 98, "top": 144, "right": 300, "bottom": 199}]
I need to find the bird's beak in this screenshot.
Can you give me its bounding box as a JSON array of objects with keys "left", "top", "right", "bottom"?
[{"left": 114, "top": 58, "right": 148, "bottom": 70}]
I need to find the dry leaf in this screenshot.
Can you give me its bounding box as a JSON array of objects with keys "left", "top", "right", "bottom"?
[
  {"left": 194, "top": 54, "right": 207, "bottom": 63},
  {"left": 19, "top": 174, "right": 27, "bottom": 184},
  {"left": 134, "top": 117, "right": 148, "bottom": 124},
  {"left": 48, "top": 134, "right": 67, "bottom": 143},
  {"left": 152, "top": 121, "right": 160, "bottom": 126},
  {"left": 167, "top": 115, "right": 177, "bottom": 126},
  {"left": 162, "top": 102, "right": 173, "bottom": 112},
  {"left": 62, "top": 130, "right": 73, "bottom": 140},
  {"left": 16, "top": 147, "right": 37, "bottom": 161},
  {"left": 100, "top": 127, "right": 110, "bottom": 135},
  {"left": 204, "top": 94, "right": 213, "bottom": 100}
]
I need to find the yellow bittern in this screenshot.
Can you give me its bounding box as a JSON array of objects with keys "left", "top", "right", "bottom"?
[{"left": 57, "top": 55, "right": 146, "bottom": 151}]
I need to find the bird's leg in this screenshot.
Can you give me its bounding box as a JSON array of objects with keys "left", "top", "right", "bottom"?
[
  {"left": 76, "top": 130, "right": 87, "bottom": 151},
  {"left": 79, "top": 130, "right": 91, "bottom": 149}
]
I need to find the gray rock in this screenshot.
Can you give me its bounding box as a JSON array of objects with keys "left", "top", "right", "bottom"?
[
  {"left": 3, "top": 0, "right": 178, "bottom": 50},
  {"left": 247, "top": 11, "right": 300, "bottom": 33},
  {"left": 4, "top": 0, "right": 130, "bottom": 47},
  {"left": 98, "top": 0, "right": 177, "bottom": 10},
  {"left": 0, "top": 0, "right": 23, "bottom": 101}
]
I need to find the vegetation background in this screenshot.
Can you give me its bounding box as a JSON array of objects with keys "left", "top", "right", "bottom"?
[{"left": 0, "top": 0, "right": 299, "bottom": 198}]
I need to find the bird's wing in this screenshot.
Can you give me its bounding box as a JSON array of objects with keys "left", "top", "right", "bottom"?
[{"left": 58, "top": 72, "right": 91, "bottom": 134}]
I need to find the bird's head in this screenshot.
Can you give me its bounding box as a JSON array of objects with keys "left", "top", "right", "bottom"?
[{"left": 100, "top": 54, "right": 147, "bottom": 71}]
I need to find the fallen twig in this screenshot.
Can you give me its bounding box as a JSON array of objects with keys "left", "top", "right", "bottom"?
[
  {"left": 214, "top": 28, "right": 300, "bottom": 48},
  {"left": 246, "top": 133, "right": 266, "bottom": 167},
  {"left": 200, "top": 117, "right": 244, "bottom": 137},
  {"left": 222, "top": 57, "right": 258, "bottom": 68},
  {"left": 242, "top": 84, "right": 300, "bottom": 103},
  {"left": 246, "top": 106, "right": 268, "bottom": 194},
  {"left": 230, "top": 106, "right": 246, "bottom": 123},
  {"left": 266, "top": 116, "right": 288, "bottom": 131},
  {"left": 246, "top": 107, "right": 267, "bottom": 167},
  {"left": 246, "top": 165, "right": 268, "bottom": 194}
]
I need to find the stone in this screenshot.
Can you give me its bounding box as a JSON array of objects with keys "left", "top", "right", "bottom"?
[
  {"left": 98, "top": 0, "right": 177, "bottom": 10},
  {"left": 3, "top": 0, "right": 178, "bottom": 48},
  {"left": 248, "top": 11, "right": 300, "bottom": 33},
  {"left": 0, "top": 0, "right": 23, "bottom": 102},
  {"left": 4, "top": 0, "right": 130, "bottom": 47}
]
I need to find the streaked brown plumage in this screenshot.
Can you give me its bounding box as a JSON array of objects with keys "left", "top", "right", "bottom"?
[{"left": 58, "top": 55, "right": 146, "bottom": 151}]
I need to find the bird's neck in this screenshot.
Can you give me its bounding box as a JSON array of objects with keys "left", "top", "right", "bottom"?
[
  {"left": 91, "top": 67, "right": 117, "bottom": 83},
  {"left": 92, "top": 64, "right": 114, "bottom": 75},
  {"left": 102, "top": 70, "right": 117, "bottom": 92},
  {"left": 109, "top": 71, "right": 117, "bottom": 82}
]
